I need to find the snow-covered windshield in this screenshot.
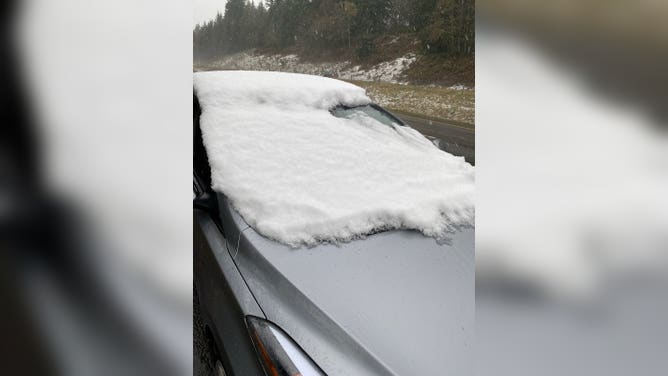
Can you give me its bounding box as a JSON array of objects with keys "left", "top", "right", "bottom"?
[
  {"left": 194, "top": 71, "right": 474, "bottom": 247},
  {"left": 331, "top": 104, "right": 404, "bottom": 128}
]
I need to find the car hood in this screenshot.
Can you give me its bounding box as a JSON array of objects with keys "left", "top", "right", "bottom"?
[{"left": 221, "top": 198, "right": 473, "bottom": 376}]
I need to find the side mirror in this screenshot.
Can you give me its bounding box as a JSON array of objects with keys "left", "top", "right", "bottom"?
[
  {"left": 194, "top": 190, "right": 226, "bottom": 233},
  {"left": 193, "top": 191, "right": 217, "bottom": 213}
]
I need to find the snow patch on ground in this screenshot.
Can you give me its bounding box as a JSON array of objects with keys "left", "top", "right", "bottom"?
[
  {"left": 207, "top": 53, "right": 348, "bottom": 77},
  {"left": 342, "top": 54, "right": 416, "bottom": 83},
  {"left": 195, "top": 71, "right": 474, "bottom": 247},
  {"left": 448, "top": 84, "right": 469, "bottom": 90},
  {"left": 203, "top": 52, "right": 417, "bottom": 84}
]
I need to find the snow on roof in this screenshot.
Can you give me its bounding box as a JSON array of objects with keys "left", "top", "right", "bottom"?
[
  {"left": 194, "top": 70, "right": 371, "bottom": 110},
  {"left": 194, "top": 71, "right": 474, "bottom": 247}
]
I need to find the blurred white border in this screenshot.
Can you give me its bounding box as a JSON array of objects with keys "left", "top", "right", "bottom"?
[{"left": 15, "top": 1, "right": 193, "bottom": 374}]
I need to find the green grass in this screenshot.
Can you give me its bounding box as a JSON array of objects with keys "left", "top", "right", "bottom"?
[{"left": 348, "top": 80, "right": 475, "bottom": 125}]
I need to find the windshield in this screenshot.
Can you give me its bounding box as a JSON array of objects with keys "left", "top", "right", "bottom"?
[{"left": 331, "top": 104, "right": 405, "bottom": 128}]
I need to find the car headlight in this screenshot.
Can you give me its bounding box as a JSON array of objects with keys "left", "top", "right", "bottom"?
[{"left": 246, "top": 316, "right": 326, "bottom": 376}]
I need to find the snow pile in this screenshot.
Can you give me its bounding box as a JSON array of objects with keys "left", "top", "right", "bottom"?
[
  {"left": 448, "top": 84, "right": 469, "bottom": 90},
  {"left": 341, "top": 53, "right": 417, "bottom": 83},
  {"left": 207, "top": 52, "right": 350, "bottom": 77},
  {"left": 195, "top": 71, "right": 474, "bottom": 246},
  {"left": 202, "top": 52, "right": 417, "bottom": 84}
]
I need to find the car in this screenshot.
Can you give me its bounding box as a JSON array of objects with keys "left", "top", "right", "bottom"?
[{"left": 193, "top": 71, "right": 474, "bottom": 376}]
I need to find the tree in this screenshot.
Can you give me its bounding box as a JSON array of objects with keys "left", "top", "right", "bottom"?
[
  {"left": 352, "top": 0, "right": 392, "bottom": 36},
  {"left": 416, "top": 0, "right": 473, "bottom": 55},
  {"left": 306, "top": 0, "right": 357, "bottom": 49},
  {"left": 351, "top": 0, "right": 392, "bottom": 57},
  {"left": 192, "top": 0, "right": 474, "bottom": 61},
  {"left": 224, "top": 0, "right": 246, "bottom": 52}
]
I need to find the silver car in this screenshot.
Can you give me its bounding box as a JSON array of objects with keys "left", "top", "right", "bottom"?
[{"left": 193, "top": 92, "right": 474, "bottom": 376}]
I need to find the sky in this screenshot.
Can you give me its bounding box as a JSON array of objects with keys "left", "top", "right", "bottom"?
[
  {"left": 193, "top": 0, "right": 227, "bottom": 26},
  {"left": 194, "top": 0, "right": 265, "bottom": 26}
]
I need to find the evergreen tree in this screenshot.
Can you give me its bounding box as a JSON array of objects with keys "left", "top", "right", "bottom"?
[
  {"left": 192, "top": 0, "right": 474, "bottom": 62},
  {"left": 224, "top": 0, "right": 246, "bottom": 52}
]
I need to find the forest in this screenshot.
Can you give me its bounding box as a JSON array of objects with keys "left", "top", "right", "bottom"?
[{"left": 193, "top": 0, "right": 474, "bottom": 63}]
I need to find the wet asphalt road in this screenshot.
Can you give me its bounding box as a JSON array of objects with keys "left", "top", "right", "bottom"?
[{"left": 393, "top": 111, "right": 475, "bottom": 165}]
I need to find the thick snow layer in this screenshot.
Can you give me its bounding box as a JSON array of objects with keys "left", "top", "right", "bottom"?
[{"left": 195, "top": 71, "right": 474, "bottom": 246}]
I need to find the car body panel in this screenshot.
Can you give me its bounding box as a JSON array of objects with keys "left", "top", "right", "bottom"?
[
  {"left": 194, "top": 210, "right": 265, "bottom": 375},
  {"left": 218, "top": 196, "right": 474, "bottom": 376},
  {"left": 194, "top": 81, "right": 474, "bottom": 375}
]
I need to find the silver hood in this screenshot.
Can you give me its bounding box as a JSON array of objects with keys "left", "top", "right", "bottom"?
[{"left": 222, "top": 198, "right": 473, "bottom": 376}]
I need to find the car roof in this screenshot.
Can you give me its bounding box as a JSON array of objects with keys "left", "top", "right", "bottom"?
[{"left": 194, "top": 70, "right": 371, "bottom": 110}]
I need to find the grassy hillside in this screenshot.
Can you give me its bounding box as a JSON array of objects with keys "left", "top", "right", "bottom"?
[{"left": 351, "top": 80, "right": 474, "bottom": 124}]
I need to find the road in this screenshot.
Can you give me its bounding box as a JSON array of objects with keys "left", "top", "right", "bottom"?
[{"left": 392, "top": 111, "right": 475, "bottom": 165}]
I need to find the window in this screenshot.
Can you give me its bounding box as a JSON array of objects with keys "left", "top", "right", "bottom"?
[{"left": 330, "top": 104, "right": 406, "bottom": 128}]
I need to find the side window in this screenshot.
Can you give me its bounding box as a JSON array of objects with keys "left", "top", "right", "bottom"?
[
  {"left": 193, "top": 94, "right": 212, "bottom": 190},
  {"left": 331, "top": 104, "right": 406, "bottom": 128}
]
